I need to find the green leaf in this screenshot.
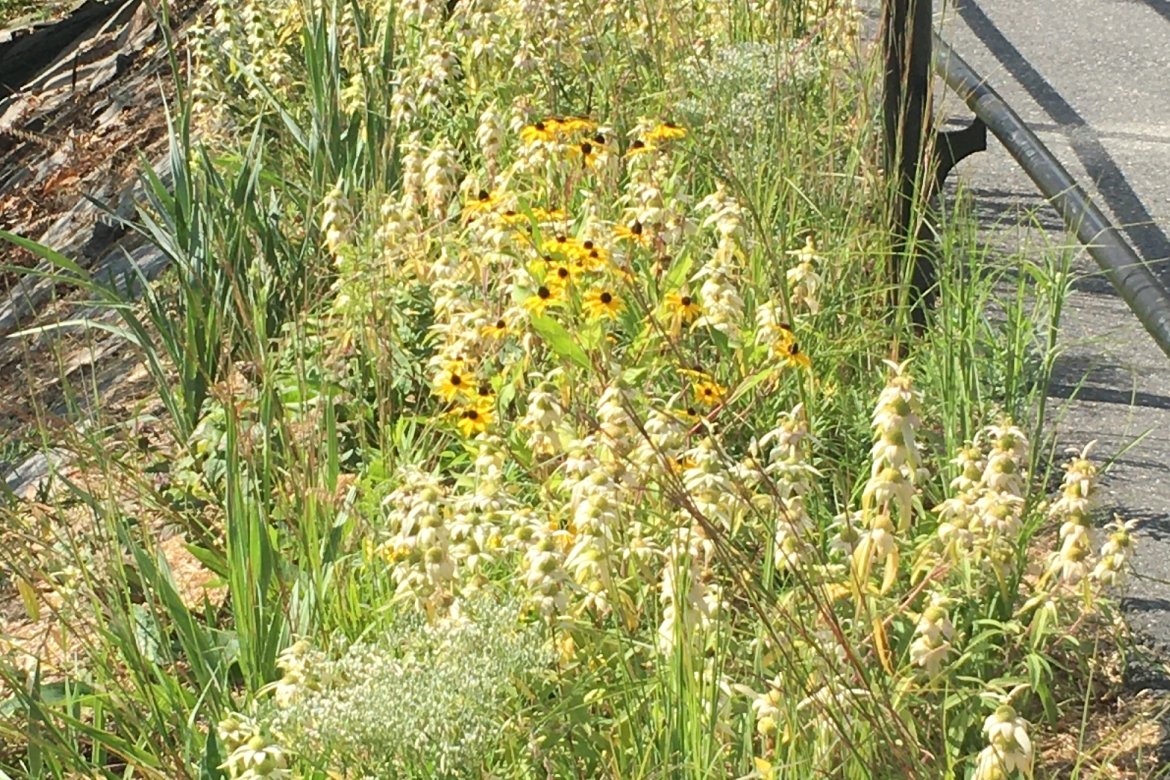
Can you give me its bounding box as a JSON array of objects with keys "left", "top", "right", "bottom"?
[
  {"left": 663, "top": 252, "right": 696, "bottom": 294},
  {"left": 529, "top": 314, "right": 591, "bottom": 370},
  {"left": 0, "top": 230, "right": 87, "bottom": 277},
  {"left": 727, "top": 365, "right": 777, "bottom": 405}
]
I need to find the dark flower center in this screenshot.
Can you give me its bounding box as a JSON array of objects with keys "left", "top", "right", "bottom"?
[
  {"left": 600, "top": 292, "right": 613, "bottom": 304},
  {"left": 632, "top": 221, "right": 643, "bottom": 235},
  {"left": 538, "top": 286, "right": 552, "bottom": 299},
  {"left": 478, "top": 189, "right": 490, "bottom": 201},
  {"left": 495, "top": 319, "right": 506, "bottom": 329},
  {"left": 451, "top": 374, "right": 463, "bottom": 386},
  {"left": 580, "top": 142, "right": 593, "bottom": 155},
  {"left": 680, "top": 296, "right": 692, "bottom": 307}
]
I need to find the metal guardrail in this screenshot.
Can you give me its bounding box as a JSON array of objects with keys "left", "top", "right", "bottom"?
[{"left": 882, "top": 0, "right": 1170, "bottom": 359}]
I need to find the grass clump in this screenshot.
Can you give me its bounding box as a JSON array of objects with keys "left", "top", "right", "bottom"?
[{"left": 0, "top": 0, "right": 1159, "bottom": 778}]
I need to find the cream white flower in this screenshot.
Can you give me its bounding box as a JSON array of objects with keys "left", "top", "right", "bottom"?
[
  {"left": 909, "top": 596, "right": 954, "bottom": 676},
  {"left": 973, "top": 704, "right": 1033, "bottom": 779}
]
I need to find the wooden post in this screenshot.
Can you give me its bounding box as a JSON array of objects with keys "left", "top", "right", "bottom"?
[{"left": 883, "top": 0, "right": 935, "bottom": 326}]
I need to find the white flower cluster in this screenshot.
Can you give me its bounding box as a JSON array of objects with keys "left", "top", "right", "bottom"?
[
  {"left": 217, "top": 714, "right": 289, "bottom": 780},
  {"left": 757, "top": 405, "right": 819, "bottom": 572},
  {"left": 657, "top": 524, "right": 721, "bottom": 655},
  {"left": 933, "top": 419, "right": 1031, "bottom": 572},
  {"left": 973, "top": 704, "right": 1033, "bottom": 780},
  {"left": 694, "top": 185, "right": 746, "bottom": 343},
  {"left": 270, "top": 599, "right": 547, "bottom": 777},
  {"left": 375, "top": 468, "right": 457, "bottom": 611},
  {"left": 1046, "top": 443, "right": 1097, "bottom": 585},
  {"left": 853, "top": 360, "right": 924, "bottom": 593},
  {"left": 785, "top": 235, "right": 824, "bottom": 315},
  {"left": 909, "top": 594, "right": 955, "bottom": 677},
  {"left": 1092, "top": 515, "right": 1138, "bottom": 587}
]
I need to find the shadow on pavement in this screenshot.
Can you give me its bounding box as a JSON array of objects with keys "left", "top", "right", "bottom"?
[{"left": 956, "top": 0, "right": 1170, "bottom": 287}]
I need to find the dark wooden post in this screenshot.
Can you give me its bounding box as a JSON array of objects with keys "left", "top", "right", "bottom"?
[{"left": 883, "top": 0, "right": 935, "bottom": 326}]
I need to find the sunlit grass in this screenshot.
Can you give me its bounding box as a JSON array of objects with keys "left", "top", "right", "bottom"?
[{"left": 0, "top": 0, "right": 1157, "bottom": 778}]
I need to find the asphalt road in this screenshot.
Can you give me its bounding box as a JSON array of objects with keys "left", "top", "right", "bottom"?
[{"left": 936, "top": 0, "right": 1170, "bottom": 653}]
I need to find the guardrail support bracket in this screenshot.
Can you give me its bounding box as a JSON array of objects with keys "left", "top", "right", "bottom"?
[{"left": 931, "top": 118, "right": 987, "bottom": 197}]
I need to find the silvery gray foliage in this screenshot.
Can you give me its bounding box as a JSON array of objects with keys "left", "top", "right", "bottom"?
[
  {"left": 677, "top": 41, "right": 822, "bottom": 154},
  {"left": 271, "top": 598, "right": 547, "bottom": 777}
]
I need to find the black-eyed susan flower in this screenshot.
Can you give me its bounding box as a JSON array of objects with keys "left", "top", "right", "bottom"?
[
  {"left": 568, "top": 138, "right": 608, "bottom": 169},
  {"left": 664, "top": 290, "right": 702, "bottom": 325},
  {"left": 462, "top": 189, "right": 499, "bottom": 221},
  {"left": 530, "top": 207, "right": 568, "bottom": 223},
  {"left": 645, "top": 122, "right": 687, "bottom": 143},
  {"left": 455, "top": 402, "right": 494, "bottom": 437},
  {"left": 555, "top": 116, "right": 597, "bottom": 136},
  {"left": 550, "top": 263, "right": 575, "bottom": 287},
  {"left": 496, "top": 209, "right": 529, "bottom": 228},
  {"left": 520, "top": 120, "right": 557, "bottom": 145},
  {"left": 481, "top": 317, "right": 511, "bottom": 340},
  {"left": 434, "top": 362, "right": 472, "bottom": 402},
  {"left": 613, "top": 220, "right": 650, "bottom": 246},
  {"left": 693, "top": 379, "right": 726, "bottom": 407},
  {"left": 576, "top": 242, "right": 610, "bottom": 272},
  {"left": 783, "top": 340, "right": 812, "bottom": 370},
  {"left": 583, "top": 288, "right": 624, "bottom": 321},
  {"left": 525, "top": 284, "right": 562, "bottom": 314},
  {"left": 540, "top": 234, "right": 582, "bottom": 258},
  {"left": 625, "top": 139, "right": 654, "bottom": 157}
]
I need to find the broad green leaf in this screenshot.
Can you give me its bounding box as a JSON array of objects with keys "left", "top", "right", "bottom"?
[{"left": 529, "top": 314, "right": 591, "bottom": 370}]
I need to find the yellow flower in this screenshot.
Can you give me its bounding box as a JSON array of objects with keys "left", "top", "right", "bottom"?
[
  {"left": 455, "top": 402, "right": 494, "bottom": 437},
  {"left": 583, "top": 288, "right": 624, "bottom": 321},
  {"left": 496, "top": 209, "right": 529, "bottom": 228},
  {"left": 575, "top": 241, "right": 610, "bottom": 272},
  {"left": 540, "top": 234, "right": 584, "bottom": 259},
  {"left": 481, "top": 317, "right": 511, "bottom": 340},
  {"left": 549, "top": 263, "right": 575, "bottom": 287},
  {"left": 555, "top": 116, "right": 598, "bottom": 136},
  {"left": 474, "top": 382, "right": 496, "bottom": 404},
  {"left": 567, "top": 137, "right": 607, "bottom": 169},
  {"left": 530, "top": 207, "right": 568, "bottom": 223},
  {"left": 664, "top": 290, "right": 702, "bottom": 325},
  {"left": 462, "top": 189, "right": 499, "bottom": 221},
  {"left": 433, "top": 362, "right": 472, "bottom": 402},
  {"left": 520, "top": 120, "right": 558, "bottom": 145},
  {"left": 612, "top": 220, "right": 650, "bottom": 246},
  {"left": 625, "top": 139, "right": 655, "bottom": 157},
  {"left": 693, "top": 379, "right": 726, "bottom": 407},
  {"left": 783, "top": 339, "right": 812, "bottom": 370},
  {"left": 644, "top": 122, "right": 686, "bottom": 143},
  {"left": 525, "top": 284, "right": 562, "bottom": 314}
]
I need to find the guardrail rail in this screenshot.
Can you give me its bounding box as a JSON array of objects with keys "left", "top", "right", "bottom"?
[{"left": 881, "top": 0, "right": 1170, "bottom": 358}]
